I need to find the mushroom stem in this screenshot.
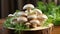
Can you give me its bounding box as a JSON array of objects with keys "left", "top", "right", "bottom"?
[
  {"left": 27, "top": 7, "right": 31, "bottom": 13},
  {"left": 27, "top": 25, "right": 30, "bottom": 28}
]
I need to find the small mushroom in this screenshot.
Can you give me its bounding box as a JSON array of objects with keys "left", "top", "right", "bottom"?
[
  {"left": 23, "top": 4, "right": 34, "bottom": 13},
  {"left": 33, "top": 9, "right": 42, "bottom": 15},
  {"left": 17, "top": 17, "right": 28, "bottom": 23},
  {"left": 25, "top": 22, "right": 31, "bottom": 28},
  {"left": 8, "top": 14, "right": 14, "bottom": 17},
  {"left": 30, "top": 20, "right": 40, "bottom": 28},
  {"left": 10, "top": 18, "right": 17, "bottom": 25}
]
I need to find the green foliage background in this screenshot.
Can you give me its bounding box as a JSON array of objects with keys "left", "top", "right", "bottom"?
[{"left": 37, "top": 1, "right": 60, "bottom": 26}]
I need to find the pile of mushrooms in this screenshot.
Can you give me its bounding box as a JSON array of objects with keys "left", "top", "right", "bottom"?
[{"left": 8, "top": 4, "right": 48, "bottom": 28}]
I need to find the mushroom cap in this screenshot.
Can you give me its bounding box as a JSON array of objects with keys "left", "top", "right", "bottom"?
[
  {"left": 14, "top": 12, "right": 27, "bottom": 16},
  {"left": 8, "top": 14, "right": 14, "bottom": 17},
  {"left": 33, "top": 9, "right": 42, "bottom": 14},
  {"left": 42, "top": 14, "right": 48, "bottom": 19},
  {"left": 37, "top": 14, "right": 48, "bottom": 22},
  {"left": 27, "top": 15, "right": 37, "bottom": 19},
  {"left": 38, "top": 14, "right": 48, "bottom": 19},
  {"left": 10, "top": 18, "right": 17, "bottom": 24},
  {"left": 30, "top": 20, "right": 40, "bottom": 25},
  {"left": 25, "top": 10, "right": 34, "bottom": 14},
  {"left": 25, "top": 22, "right": 31, "bottom": 25},
  {"left": 23, "top": 4, "right": 34, "bottom": 9},
  {"left": 17, "top": 17, "right": 28, "bottom": 22}
]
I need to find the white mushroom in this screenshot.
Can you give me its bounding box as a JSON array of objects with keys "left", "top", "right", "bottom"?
[
  {"left": 23, "top": 4, "right": 34, "bottom": 13},
  {"left": 30, "top": 20, "right": 40, "bottom": 28},
  {"left": 25, "top": 22, "right": 31, "bottom": 28},
  {"left": 17, "top": 17, "right": 28, "bottom": 23},
  {"left": 33, "top": 9, "right": 42, "bottom": 15},
  {"left": 8, "top": 14, "right": 14, "bottom": 17},
  {"left": 27, "top": 15, "right": 37, "bottom": 19},
  {"left": 14, "top": 12, "right": 27, "bottom": 16}
]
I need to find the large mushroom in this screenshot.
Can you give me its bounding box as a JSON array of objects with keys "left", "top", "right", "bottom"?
[
  {"left": 23, "top": 4, "right": 34, "bottom": 14},
  {"left": 14, "top": 12, "right": 27, "bottom": 17},
  {"left": 17, "top": 17, "right": 28, "bottom": 23},
  {"left": 33, "top": 9, "right": 42, "bottom": 15},
  {"left": 30, "top": 20, "right": 41, "bottom": 28}
]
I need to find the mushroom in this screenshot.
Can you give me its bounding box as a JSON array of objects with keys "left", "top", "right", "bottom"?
[
  {"left": 33, "top": 9, "right": 42, "bottom": 15},
  {"left": 11, "top": 21, "right": 16, "bottom": 25},
  {"left": 30, "top": 20, "right": 40, "bottom": 28},
  {"left": 25, "top": 22, "right": 31, "bottom": 28},
  {"left": 14, "top": 12, "right": 27, "bottom": 17},
  {"left": 8, "top": 14, "right": 14, "bottom": 17},
  {"left": 27, "top": 14, "right": 37, "bottom": 20},
  {"left": 17, "top": 17, "right": 28, "bottom": 23},
  {"left": 37, "top": 14, "right": 48, "bottom": 23},
  {"left": 10, "top": 18, "right": 17, "bottom": 25},
  {"left": 25, "top": 10, "right": 33, "bottom": 15},
  {"left": 23, "top": 4, "right": 34, "bottom": 13}
]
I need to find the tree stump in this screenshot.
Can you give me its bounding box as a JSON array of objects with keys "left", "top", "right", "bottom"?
[{"left": 3, "top": 24, "right": 53, "bottom": 34}]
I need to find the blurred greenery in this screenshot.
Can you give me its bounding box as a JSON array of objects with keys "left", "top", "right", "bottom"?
[{"left": 37, "top": 1, "right": 60, "bottom": 26}]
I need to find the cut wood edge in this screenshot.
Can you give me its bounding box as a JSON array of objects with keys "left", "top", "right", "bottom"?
[{"left": 4, "top": 24, "right": 53, "bottom": 31}]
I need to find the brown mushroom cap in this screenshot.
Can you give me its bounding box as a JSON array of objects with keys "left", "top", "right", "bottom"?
[
  {"left": 30, "top": 20, "right": 40, "bottom": 25},
  {"left": 27, "top": 15, "right": 37, "bottom": 19},
  {"left": 30, "top": 20, "right": 41, "bottom": 28},
  {"left": 17, "top": 17, "right": 28, "bottom": 22}
]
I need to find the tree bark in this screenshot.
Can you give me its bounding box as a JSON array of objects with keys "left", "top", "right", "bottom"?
[
  {"left": 0, "top": 0, "right": 1, "bottom": 18},
  {"left": 54, "top": 0, "right": 58, "bottom": 5},
  {"left": 57, "top": 0, "right": 60, "bottom": 5},
  {"left": 1, "top": 0, "right": 38, "bottom": 18},
  {"left": 42, "top": 0, "right": 52, "bottom": 4},
  {"left": 48, "top": 0, "right": 52, "bottom": 3},
  {"left": 1, "top": 0, "right": 17, "bottom": 18},
  {"left": 1, "top": 0, "right": 9, "bottom": 18}
]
